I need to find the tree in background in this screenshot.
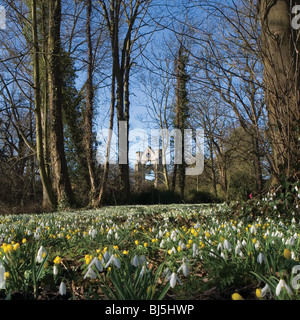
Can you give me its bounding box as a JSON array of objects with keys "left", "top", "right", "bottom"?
[{"left": 172, "top": 42, "right": 190, "bottom": 199}]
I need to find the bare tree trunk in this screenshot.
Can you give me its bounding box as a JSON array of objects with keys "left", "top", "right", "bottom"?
[
  {"left": 258, "top": 0, "right": 300, "bottom": 183},
  {"left": 85, "top": 0, "right": 97, "bottom": 206},
  {"left": 48, "top": 0, "right": 74, "bottom": 208},
  {"left": 97, "top": 68, "right": 116, "bottom": 207},
  {"left": 31, "top": 0, "right": 56, "bottom": 209}
]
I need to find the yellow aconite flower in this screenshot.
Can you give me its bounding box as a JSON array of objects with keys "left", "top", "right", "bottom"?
[
  {"left": 113, "top": 245, "right": 119, "bottom": 250},
  {"left": 53, "top": 256, "right": 62, "bottom": 265},
  {"left": 4, "top": 272, "right": 10, "bottom": 280},
  {"left": 123, "top": 250, "right": 129, "bottom": 255},
  {"left": 13, "top": 243, "right": 20, "bottom": 251},
  {"left": 135, "top": 240, "right": 139, "bottom": 245},
  {"left": 284, "top": 249, "right": 292, "bottom": 260},
  {"left": 232, "top": 293, "right": 244, "bottom": 300},
  {"left": 256, "top": 289, "right": 262, "bottom": 299},
  {"left": 177, "top": 246, "right": 181, "bottom": 252},
  {"left": 144, "top": 243, "right": 148, "bottom": 248},
  {"left": 85, "top": 255, "right": 92, "bottom": 265},
  {"left": 4, "top": 244, "right": 13, "bottom": 254},
  {"left": 205, "top": 232, "right": 210, "bottom": 238},
  {"left": 22, "top": 238, "right": 27, "bottom": 244}
]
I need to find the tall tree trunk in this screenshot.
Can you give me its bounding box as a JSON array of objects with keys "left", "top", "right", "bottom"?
[
  {"left": 174, "top": 44, "right": 189, "bottom": 199},
  {"left": 85, "top": 0, "right": 97, "bottom": 206},
  {"left": 48, "top": 0, "right": 74, "bottom": 208},
  {"left": 97, "top": 71, "right": 115, "bottom": 207},
  {"left": 258, "top": 0, "right": 300, "bottom": 183},
  {"left": 31, "top": 0, "right": 56, "bottom": 209}
]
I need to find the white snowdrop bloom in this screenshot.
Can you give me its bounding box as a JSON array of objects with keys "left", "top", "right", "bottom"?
[
  {"left": 276, "top": 279, "right": 293, "bottom": 297},
  {"left": 242, "top": 239, "right": 247, "bottom": 246},
  {"left": 260, "top": 284, "right": 271, "bottom": 298},
  {"left": 139, "top": 255, "right": 147, "bottom": 265},
  {"left": 105, "top": 254, "right": 120, "bottom": 269},
  {"left": 194, "top": 222, "right": 201, "bottom": 228},
  {"left": 255, "top": 243, "right": 260, "bottom": 251},
  {"left": 192, "top": 243, "right": 199, "bottom": 257},
  {"left": 0, "top": 265, "right": 5, "bottom": 289},
  {"left": 221, "top": 252, "right": 226, "bottom": 260},
  {"left": 160, "top": 239, "right": 165, "bottom": 248},
  {"left": 36, "top": 246, "right": 47, "bottom": 263},
  {"left": 139, "top": 265, "right": 147, "bottom": 278},
  {"left": 288, "top": 237, "right": 295, "bottom": 246},
  {"left": 217, "top": 243, "right": 223, "bottom": 251},
  {"left": 250, "top": 225, "right": 256, "bottom": 234},
  {"left": 103, "top": 251, "right": 111, "bottom": 262},
  {"left": 84, "top": 267, "right": 97, "bottom": 280},
  {"left": 257, "top": 252, "right": 265, "bottom": 264},
  {"left": 292, "top": 217, "right": 296, "bottom": 224},
  {"left": 177, "top": 258, "right": 190, "bottom": 277},
  {"left": 235, "top": 244, "right": 242, "bottom": 255},
  {"left": 170, "top": 247, "right": 177, "bottom": 255},
  {"left": 59, "top": 282, "right": 67, "bottom": 295},
  {"left": 53, "top": 265, "right": 58, "bottom": 275},
  {"left": 291, "top": 251, "right": 296, "bottom": 260},
  {"left": 90, "top": 257, "right": 103, "bottom": 272},
  {"left": 223, "top": 239, "right": 232, "bottom": 251},
  {"left": 168, "top": 272, "right": 182, "bottom": 289}
]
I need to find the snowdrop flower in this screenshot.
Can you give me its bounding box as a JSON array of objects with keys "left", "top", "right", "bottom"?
[
  {"left": 103, "top": 251, "right": 111, "bottom": 262},
  {"left": 132, "top": 255, "right": 140, "bottom": 267},
  {"left": 168, "top": 272, "right": 182, "bottom": 289},
  {"left": 59, "top": 282, "right": 67, "bottom": 295},
  {"left": 177, "top": 258, "right": 190, "bottom": 277},
  {"left": 139, "top": 265, "right": 147, "bottom": 278},
  {"left": 90, "top": 257, "right": 103, "bottom": 272},
  {"left": 84, "top": 267, "right": 97, "bottom": 279},
  {"left": 169, "top": 247, "right": 177, "bottom": 255},
  {"left": 223, "top": 239, "right": 232, "bottom": 251},
  {"left": 36, "top": 246, "right": 47, "bottom": 263},
  {"left": 276, "top": 279, "right": 293, "bottom": 297},
  {"left": 235, "top": 243, "right": 242, "bottom": 255},
  {"left": 257, "top": 252, "right": 266, "bottom": 264},
  {"left": 260, "top": 284, "right": 271, "bottom": 298},
  {"left": 53, "top": 265, "right": 58, "bottom": 276},
  {"left": 105, "top": 254, "right": 120, "bottom": 269},
  {"left": 242, "top": 239, "right": 247, "bottom": 246},
  {"left": 139, "top": 255, "right": 147, "bottom": 265},
  {"left": 0, "top": 265, "right": 5, "bottom": 289},
  {"left": 221, "top": 252, "right": 226, "bottom": 260},
  {"left": 250, "top": 225, "right": 256, "bottom": 234},
  {"left": 217, "top": 243, "right": 223, "bottom": 251}
]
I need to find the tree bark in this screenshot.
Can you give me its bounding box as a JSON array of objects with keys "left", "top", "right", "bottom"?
[
  {"left": 48, "top": 0, "right": 74, "bottom": 207},
  {"left": 258, "top": 0, "right": 300, "bottom": 183},
  {"left": 31, "top": 0, "right": 56, "bottom": 209},
  {"left": 85, "top": 0, "right": 97, "bottom": 205}
]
